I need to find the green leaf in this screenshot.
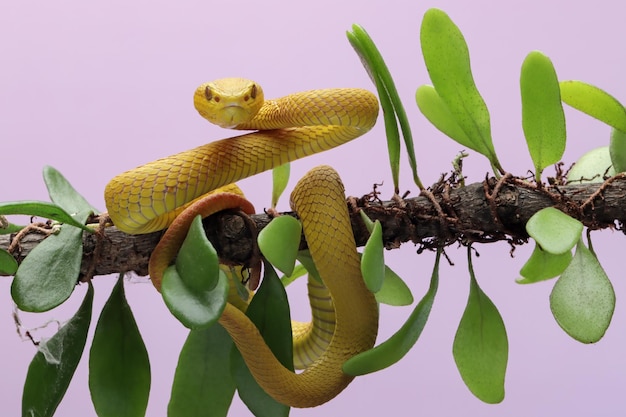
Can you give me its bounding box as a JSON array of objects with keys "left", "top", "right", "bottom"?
[
  {"left": 375, "top": 264, "right": 414, "bottom": 306},
  {"left": 0, "top": 248, "right": 18, "bottom": 275},
  {"left": 296, "top": 250, "right": 321, "bottom": 283},
  {"left": 271, "top": 163, "right": 290, "bottom": 208},
  {"left": 244, "top": 263, "right": 294, "bottom": 369},
  {"left": 343, "top": 250, "right": 439, "bottom": 376},
  {"left": 257, "top": 215, "right": 302, "bottom": 276},
  {"left": 520, "top": 51, "right": 566, "bottom": 182},
  {"left": 361, "top": 220, "right": 385, "bottom": 293},
  {"left": 526, "top": 207, "right": 583, "bottom": 254},
  {"left": 453, "top": 249, "right": 508, "bottom": 403},
  {"left": 89, "top": 275, "right": 150, "bottom": 417},
  {"left": 347, "top": 27, "right": 399, "bottom": 190},
  {"left": 415, "top": 85, "right": 474, "bottom": 149},
  {"left": 222, "top": 265, "right": 251, "bottom": 312},
  {"left": 231, "top": 263, "right": 292, "bottom": 417},
  {"left": 43, "top": 165, "right": 97, "bottom": 224},
  {"left": 517, "top": 243, "right": 572, "bottom": 284},
  {"left": 162, "top": 266, "right": 229, "bottom": 329},
  {"left": 176, "top": 215, "right": 221, "bottom": 293},
  {"left": 0, "top": 201, "right": 91, "bottom": 231},
  {"left": 12, "top": 224, "right": 83, "bottom": 312},
  {"left": 169, "top": 325, "right": 236, "bottom": 417},
  {"left": 609, "top": 128, "right": 626, "bottom": 173},
  {"left": 550, "top": 239, "right": 615, "bottom": 343},
  {"left": 347, "top": 24, "right": 423, "bottom": 191},
  {"left": 520, "top": 51, "right": 566, "bottom": 181},
  {"left": 22, "top": 283, "right": 93, "bottom": 417},
  {"left": 420, "top": 8, "right": 502, "bottom": 173},
  {"left": 292, "top": 249, "right": 413, "bottom": 305},
  {"left": 379, "top": 92, "right": 402, "bottom": 191},
  {"left": 567, "top": 146, "right": 615, "bottom": 183},
  {"left": 358, "top": 210, "right": 375, "bottom": 233},
  {"left": 280, "top": 263, "right": 308, "bottom": 287},
  {"left": 161, "top": 215, "right": 229, "bottom": 328},
  {"left": 560, "top": 80, "right": 626, "bottom": 132}
]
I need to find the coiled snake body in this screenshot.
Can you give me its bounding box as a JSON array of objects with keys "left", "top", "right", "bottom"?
[{"left": 104, "top": 78, "right": 380, "bottom": 407}]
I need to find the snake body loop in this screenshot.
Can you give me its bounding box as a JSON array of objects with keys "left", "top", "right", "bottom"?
[
  {"left": 104, "top": 78, "right": 380, "bottom": 407},
  {"left": 220, "top": 165, "right": 379, "bottom": 407},
  {"left": 105, "top": 78, "right": 379, "bottom": 235}
]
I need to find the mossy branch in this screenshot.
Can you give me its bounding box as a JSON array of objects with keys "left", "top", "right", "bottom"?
[{"left": 2, "top": 176, "right": 625, "bottom": 278}]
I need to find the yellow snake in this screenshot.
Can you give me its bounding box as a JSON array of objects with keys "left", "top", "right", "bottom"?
[{"left": 104, "top": 78, "right": 380, "bottom": 407}]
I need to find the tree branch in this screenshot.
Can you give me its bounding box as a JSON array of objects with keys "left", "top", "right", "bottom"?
[{"left": 2, "top": 175, "right": 625, "bottom": 278}]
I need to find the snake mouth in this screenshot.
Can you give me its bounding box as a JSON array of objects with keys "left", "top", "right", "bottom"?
[{"left": 215, "top": 105, "right": 250, "bottom": 128}]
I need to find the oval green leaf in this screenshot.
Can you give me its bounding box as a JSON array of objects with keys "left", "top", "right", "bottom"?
[
  {"left": 161, "top": 214, "right": 227, "bottom": 328},
  {"left": 257, "top": 215, "right": 302, "bottom": 276},
  {"left": 453, "top": 251, "right": 508, "bottom": 404},
  {"left": 517, "top": 243, "right": 572, "bottom": 284},
  {"left": 344, "top": 250, "right": 439, "bottom": 376},
  {"left": 12, "top": 224, "right": 83, "bottom": 312},
  {"left": 520, "top": 51, "right": 566, "bottom": 180},
  {"left": 560, "top": 80, "right": 626, "bottom": 132},
  {"left": 0, "top": 248, "right": 18, "bottom": 275},
  {"left": 176, "top": 215, "right": 220, "bottom": 293},
  {"left": 550, "top": 239, "right": 615, "bottom": 343},
  {"left": 375, "top": 264, "right": 414, "bottom": 306},
  {"left": 609, "top": 128, "right": 626, "bottom": 173},
  {"left": 0, "top": 201, "right": 91, "bottom": 231},
  {"left": 271, "top": 163, "right": 290, "bottom": 208},
  {"left": 168, "top": 325, "right": 236, "bottom": 417},
  {"left": 361, "top": 220, "right": 385, "bottom": 293},
  {"left": 231, "top": 263, "right": 292, "bottom": 417},
  {"left": 22, "top": 283, "right": 93, "bottom": 417},
  {"left": 89, "top": 275, "right": 150, "bottom": 417},
  {"left": 420, "top": 8, "right": 501, "bottom": 172},
  {"left": 162, "top": 266, "right": 229, "bottom": 329},
  {"left": 526, "top": 207, "right": 583, "bottom": 254},
  {"left": 567, "top": 146, "right": 615, "bottom": 183},
  {"left": 416, "top": 85, "right": 474, "bottom": 150},
  {"left": 43, "top": 165, "right": 97, "bottom": 223}
]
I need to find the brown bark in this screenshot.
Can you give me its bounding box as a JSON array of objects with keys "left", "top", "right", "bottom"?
[{"left": 2, "top": 175, "right": 625, "bottom": 278}]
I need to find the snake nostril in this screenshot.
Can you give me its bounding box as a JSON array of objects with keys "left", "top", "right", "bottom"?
[{"left": 244, "top": 95, "right": 250, "bottom": 101}]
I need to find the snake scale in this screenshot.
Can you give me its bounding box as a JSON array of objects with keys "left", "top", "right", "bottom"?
[{"left": 104, "top": 78, "right": 380, "bottom": 407}]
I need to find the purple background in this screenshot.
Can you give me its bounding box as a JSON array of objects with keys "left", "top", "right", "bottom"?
[{"left": 2, "top": 1, "right": 626, "bottom": 415}]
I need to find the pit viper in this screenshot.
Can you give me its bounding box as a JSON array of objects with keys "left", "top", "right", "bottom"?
[{"left": 104, "top": 78, "right": 380, "bottom": 407}]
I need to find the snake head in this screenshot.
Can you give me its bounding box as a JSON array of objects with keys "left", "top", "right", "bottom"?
[{"left": 193, "top": 77, "right": 264, "bottom": 128}]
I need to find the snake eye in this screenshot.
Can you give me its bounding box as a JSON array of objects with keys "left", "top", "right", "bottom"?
[
  {"left": 204, "top": 86, "right": 213, "bottom": 101},
  {"left": 204, "top": 86, "right": 220, "bottom": 102},
  {"left": 250, "top": 84, "right": 257, "bottom": 99}
]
